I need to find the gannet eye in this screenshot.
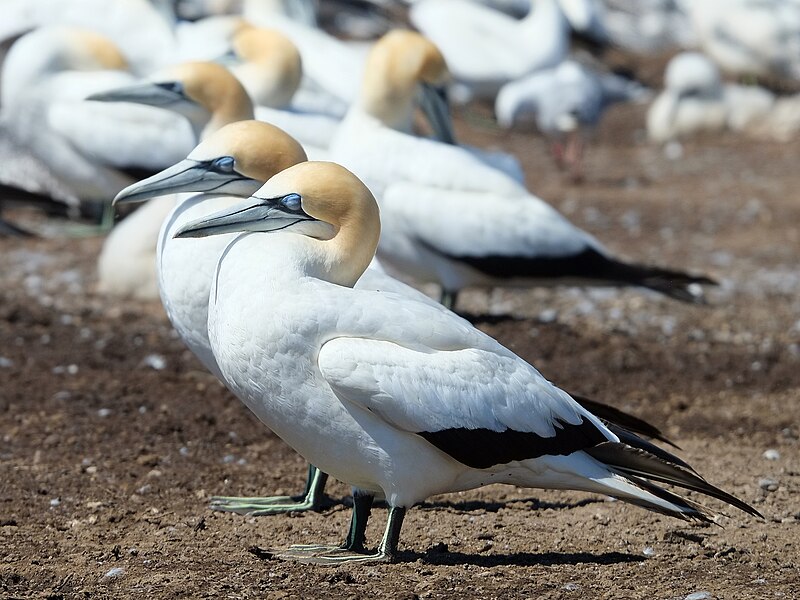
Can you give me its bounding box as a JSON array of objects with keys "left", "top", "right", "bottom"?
[
  {"left": 281, "top": 193, "right": 302, "bottom": 211},
  {"left": 212, "top": 156, "right": 235, "bottom": 172},
  {"left": 157, "top": 81, "right": 184, "bottom": 95}
]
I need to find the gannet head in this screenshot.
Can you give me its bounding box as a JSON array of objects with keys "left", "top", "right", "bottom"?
[
  {"left": 114, "top": 120, "right": 307, "bottom": 204},
  {"left": 361, "top": 30, "right": 453, "bottom": 141},
  {"left": 87, "top": 61, "right": 254, "bottom": 140},
  {"left": 1, "top": 26, "right": 128, "bottom": 107},
  {"left": 229, "top": 26, "right": 302, "bottom": 109},
  {"left": 175, "top": 162, "right": 380, "bottom": 285}
]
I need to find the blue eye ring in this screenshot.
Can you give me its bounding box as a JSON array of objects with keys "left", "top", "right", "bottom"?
[
  {"left": 212, "top": 156, "right": 235, "bottom": 172},
  {"left": 281, "top": 193, "right": 302, "bottom": 211}
]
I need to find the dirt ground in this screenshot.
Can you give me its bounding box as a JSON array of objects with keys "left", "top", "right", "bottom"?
[{"left": 1, "top": 102, "right": 799, "bottom": 599}]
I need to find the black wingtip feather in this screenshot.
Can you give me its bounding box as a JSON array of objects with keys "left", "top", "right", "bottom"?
[
  {"left": 569, "top": 393, "right": 679, "bottom": 448},
  {"left": 587, "top": 442, "right": 763, "bottom": 520}
]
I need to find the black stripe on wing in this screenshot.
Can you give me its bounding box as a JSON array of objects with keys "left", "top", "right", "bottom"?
[
  {"left": 419, "top": 417, "right": 608, "bottom": 469},
  {"left": 419, "top": 239, "right": 716, "bottom": 303}
]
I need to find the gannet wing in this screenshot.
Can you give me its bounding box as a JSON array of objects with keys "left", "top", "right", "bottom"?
[
  {"left": 318, "top": 333, "right": 612, "bottom": 469},
  {"left": 47, "top": 101, "right": 193, "bottom": 170},
  {"left": 382, "top": 183, "right": 598, "bottom": 261}
]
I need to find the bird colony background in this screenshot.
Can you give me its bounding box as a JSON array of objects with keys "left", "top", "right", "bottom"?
[{"left": 1, "top": 0, "right": 798, "bottom": 598}]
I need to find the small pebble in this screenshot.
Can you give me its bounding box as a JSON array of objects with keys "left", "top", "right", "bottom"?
[
  {"left": 50, "top": 498, "right": 60, "bottom": 507},
  {"left": 141, "top": 354, "right": 167, "bottom": 370},
  {"left": 179, "top": 446, "right": 190, "bottom": 457},
  {"left": 664, "top": 141, "right": 684, "bottom": 160},
  {"left": 537, "top": 308, "right": 558, "bottom": 324},
  {"left": 643, "top": 546, "right": 655, "bottom": 557},
  {"left": 562, "top": 583, "right": 579, "bottom": 592},
  {"left": 0, "top": 357, "right": 14, "bottom": 368},
  {"left": 97, "top": 408, "right": 112, "bottom": 418},
  {"left": 685, "top": 592, "right": 712, "bottom": 600},
  {"left": 103, "top": 567, "right": 125, "bottom": 579},
  {"left": 222, "top": 454, "right": 236, "bottom": 464},
  {"left": 758, "top": 478, "right": 779, "bottom": 492},
  {"left": 763, "top": 449, "right": 780, "bottom": 461}
]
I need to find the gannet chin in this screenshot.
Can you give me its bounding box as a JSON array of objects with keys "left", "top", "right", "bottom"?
[{"left": 174, "top": 161, "right": 760, "bottom": 564}]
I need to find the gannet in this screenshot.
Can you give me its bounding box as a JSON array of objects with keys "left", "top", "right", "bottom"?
[
  {"left": 111, "top": 120, "right": 334, "bottom": 513},
  {"left": 116, "top": 123, "right": 680, "bottom": 520},
  {"left": 331, "top": 32, "right": 716, "bottom": 310},
  {"left": 409, "top": 0, "right": 570, "bottom": 102},
  {"left": 91, "top": 61, "right": 256, "bottom": 298},
  {"left": 0, "top": 26, "right": 191, "bottom": 204},
  {"left": 647, "top": 52, "right": 787, "bottom": 143},
  {"left": 496, "top": 60, "right": 649, "bottom": 177},
  {"left": 684, "top": 0, "right": 800, "bottom": 82},
  {"left": 175, "top": 161, "right": 760, "bottom": 564},
  {"left": 1, "top": 0, "right": 176, "bottom": 75}
]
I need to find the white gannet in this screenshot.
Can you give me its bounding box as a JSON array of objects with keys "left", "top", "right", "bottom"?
[
  {"left": 496, "top": 59, "right": 649, "bottom": 177},
  {"left": 0, "top": 0, "right": 177, "bottom": 75},
  {"left": 0, "top": 26, "right": 191, "bottom": 204},
  {"left": 684, "top": 0, "right": 800, "bottom": 82},
  {"left": 91, "top": 61, "right": 255, "bottom": 298},
  {"left": 331, "top": 32, "right": 716, "bottom": 310},
  {"left": 646, "top": 52, "right": 791, "bottom": 144},
  {"left": 111, "top": 117, "right": 467, "bottom": 513},
  {"left": 174, "top": 161, "right": 760, "bottom": 564},
  {"left": 409, "top": 0, "right": 570, "bottom": 102}
]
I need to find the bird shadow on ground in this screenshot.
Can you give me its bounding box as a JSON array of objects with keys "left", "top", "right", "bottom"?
[
  {"left": 417, "top": 496, "right": 603, "bottom": 513},
  {"left": 402, "top": 548, "right": 644, "bottom": 567}
]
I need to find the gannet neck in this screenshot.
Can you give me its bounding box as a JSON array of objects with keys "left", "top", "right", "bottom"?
[
  {"left": 160, "top": 62, "right": 255, "bottom": 141},
  {"left": 1, "top": 26, "right": 128, "bottom": 107},
  {"left": 231, "top": 26, "right": 302, "bottom": 109},
  {"left": 359, "top": 30, "right": 449, "bottom": 131},
  {"left": 263, "top": 162, "right": 381, "bottom": 287}
]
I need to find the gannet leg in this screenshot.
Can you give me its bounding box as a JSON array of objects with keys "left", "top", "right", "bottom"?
[
  {"left": 208, "top": 464, "right": 329, "bottom": 516},
  {"left": 278, "top": 503, "right": 407, "bottom": 566},
  {"left": 440, "top": 289, "right": 458, "bottom": 311}
]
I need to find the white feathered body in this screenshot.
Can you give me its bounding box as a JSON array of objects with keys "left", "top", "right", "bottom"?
[{"left": 207, "top": 232, "right": 622, "bottom": 507}]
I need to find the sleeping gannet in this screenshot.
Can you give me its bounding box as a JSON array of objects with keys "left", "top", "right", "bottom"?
[
  {"left": 174, "top": 161, "right": 760, "bottom": 564},
  {"left": 0, "top": 26, "right": 191, "bottom": 204},
  {"left": 331, "top": 31, "right": 716, "bottom": 310},
  {"left": 409, "top": 0, "right": 570, "bottom": 102}
]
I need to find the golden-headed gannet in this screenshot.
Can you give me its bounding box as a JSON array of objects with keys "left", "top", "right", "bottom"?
[
  {"left": 0, "top": 0, "right": 176, "bottom": 75},
  {"left": 174, "top": 160, "right": 760, "bottom": 564},
  {"left": 331, "top": 31, "right": 716, "bottom": 310},
  {"left": 93, "top": 61, "right": 255, "bottom": 298},
  {"left": 112, "top": 120, "right": 334, "bottom": 513},
  {"left": 0, "top": 26, "right": 191, "bottom": 204}
]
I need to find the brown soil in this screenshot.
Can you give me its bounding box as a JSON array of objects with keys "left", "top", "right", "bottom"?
[{"left": 1, "top": 103, "right": 799, "bottom": 599}]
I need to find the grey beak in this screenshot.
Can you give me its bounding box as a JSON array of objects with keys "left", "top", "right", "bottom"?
[
  {"left": 419, "top": 83, "right": 456, "bottom": 145},
  {"left": 87, "top": 81, "right": 187, "bottom": 107},
  {"left": 174, "top": 199, "right": 309, "bottom": 239},
  {"left": 113, "top": 159, "right": 261, "bottom": 205}
]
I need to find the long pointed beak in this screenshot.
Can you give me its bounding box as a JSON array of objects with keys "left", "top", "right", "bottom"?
[
  {"left": 173, "top": 199, "right": 309, "bottom": 239},
  {"left": 86, "top": 81, "right": 187, "bottom": 107},
  {"left": 419, "top": 83, "right": 456, "bottom": 145},
  {"left": 113, "top": 159, "right": 261, "bottom": 205}
]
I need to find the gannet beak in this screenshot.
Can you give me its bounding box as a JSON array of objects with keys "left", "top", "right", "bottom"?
[
  {"left": 419, "top": 83, "right": 456, "bottom": 145},
  {"left": 113, "top": 157, "right": 260, "bottom": 205},
  {"left": 173, "top": 194, "right": 316, "bottom": 239},
  {"left": 86, "top": 81, "right": 190, "bottom": 108}
]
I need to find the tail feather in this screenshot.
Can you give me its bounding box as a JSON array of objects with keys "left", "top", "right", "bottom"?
[
  {"left": 586, "top": 442, "right": 762, "bottom": 519},
  {"left": 601, "top": 257, "right": 718, "bottom": 304},
  {"left": 569, "top": 393, "right": 678, "bottom": 448}
]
